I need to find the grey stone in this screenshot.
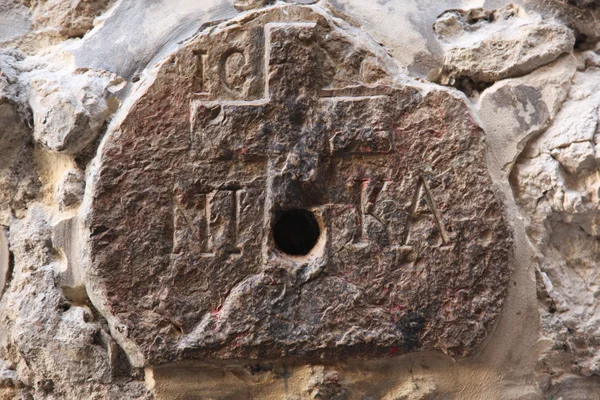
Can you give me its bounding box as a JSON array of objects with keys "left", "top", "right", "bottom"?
[
  {"left": 511, "top": 66, "right": 600, "bottom": 382},
  {"left": 0, "top": 2, "right": 31, "bottom": 46}
]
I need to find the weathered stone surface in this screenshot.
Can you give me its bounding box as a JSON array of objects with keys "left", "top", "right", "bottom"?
[
  {"left": 27, "top": 0, "right": 110, "bottom": 39},
  {"left": 86, "top": 5, "right": 512, "bottom": 366},
  {"left": 28, "top": 67, "right": 123, "bottom": 154},
  {"left": 0, "top": 50, "right": 39, "bottom": 225},
  {"left": 559, "top": 0, "right": 600, "bottom": 8},
  {"left": 478, "top": 54, "right": 577, "bottom": 176},
  {"left": 0, "top": 2, "right": 30, "bottom": 47},
  {"left": 234, "top": 0, "right": 272, "bottom": 11},
  {"left": 511, "top": 65, "right": 600, "bottom": 384},
  {"left": 434, "top": 4, "right": 575, "bottom": 84},
  {"left": 36, "top": 0, "right": 590, "bottom": 85},
  {"left": 11, "top": 0, "right": 600, "bottom": 398},
  {"left": 0, "top": 207, "right": 151, "bottom": 399},
  {"left": 513, "top": 0, "right": 600, "bottom": 47},
  {"left": 55, "top": 168, "right": 85, "bottom": 210},
  {"left": 52, "top": 216, "right": 87, "bottom": 304}
]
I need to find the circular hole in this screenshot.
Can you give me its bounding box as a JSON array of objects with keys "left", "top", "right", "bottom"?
[{"left": 273, "top": 209, "right": 320, "bottom": 256}]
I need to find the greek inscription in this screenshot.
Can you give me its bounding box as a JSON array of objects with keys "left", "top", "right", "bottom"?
[
  {"left": 410, "top": 177, "right": 449, "bottom": 245},
  {"left": 353, "top": 178, "right": 387, "bottom": 245},
  {"left": 173, "top": 187, "right": 242, "bottom": 256},
  {"left": 192, "top": 50, "right": 208, "bottom": 95},
  {"left": 221, "top": 50, "right": 247, "bottom": 93}
]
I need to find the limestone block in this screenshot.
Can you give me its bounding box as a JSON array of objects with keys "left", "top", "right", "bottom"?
[
  {"left": 29, "top": 67, "right": 123, "bottom": 154},
  {"left": 434, "top": 4, "right": 575, "bottom": 84},
  {"left": 531, "top": 68, "right": 600, "bottom": 152},
  {"left": 27, "top": 0, "right": 111, "bottom": 39},
  {"left": 478, "top": 54, "right": 577, "bottom": 176},
  {"left": 52, "top": 217, "right": 86, "bottom": 304},
  {"left": 552, "top": 141, "right": 597, "bottom": 174},
  {"left": 55, "top": 168, "right": 85, "bottom": 210},
  {"left": 85, "top": 4, "right": 512, "bottom": 366},
  {"left": 234, "top": 0, "right": 272, "bottom": 11}
]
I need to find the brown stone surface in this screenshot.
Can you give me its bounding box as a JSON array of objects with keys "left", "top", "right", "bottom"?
[{"left": 87, "top": 5, "right": 512, "bottom": 366}]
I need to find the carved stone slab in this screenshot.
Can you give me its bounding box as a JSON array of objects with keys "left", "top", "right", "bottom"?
[{"left": 87, "top": 5, "right": 512, "bottom": 365}]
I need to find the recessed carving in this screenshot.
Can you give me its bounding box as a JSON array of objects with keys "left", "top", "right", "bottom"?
[
  {"left": 221, "top": 51, "right": 247, "bottom": 93},
  {"left": 192, "top": 50, "right": 208, "bottom": 94}
]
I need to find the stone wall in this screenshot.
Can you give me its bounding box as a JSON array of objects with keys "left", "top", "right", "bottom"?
[{"left": 0, "top": 0, "right": 599, "bottom": 399}]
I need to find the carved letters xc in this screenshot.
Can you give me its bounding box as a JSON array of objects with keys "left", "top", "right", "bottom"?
[{"left": 88, "top": 5, "right": 512, "bottom": 366}]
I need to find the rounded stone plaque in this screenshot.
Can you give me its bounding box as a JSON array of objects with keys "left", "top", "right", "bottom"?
[{"left": 87, "top": 5, "right": 512, "bottom": 366}]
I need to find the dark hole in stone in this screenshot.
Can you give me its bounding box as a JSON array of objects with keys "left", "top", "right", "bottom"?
[
  {"left": 273, "top": 209, "right": 320, "bottom": 256},
  {"left": 575, "top": 33, "right": 590, "bottom": 50}
]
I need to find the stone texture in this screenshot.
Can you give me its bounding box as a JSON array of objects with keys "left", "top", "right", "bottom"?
[
  {"left": 52, "top": 216, "right": 87, "bottom": 304},
  {"left": 55, "top": 168, "right": 85, "bottom": 209},
  {"left": 28, "top": 66, "right": 123, "bottom": 154},
  {"left": 27, "top": 0, "right": 111, "bottom": 39},
  {"left": 512, "top": 0, "right": 600, "bottom": 46},
  {"left": 0, "top": 207, "right": 151, "bottom": 399},
  {"left": 0, "top": 2, "right": 31, "bottom": 46},
  {"left": 0, "top": 229, "right": 8, "bottom": 300},
  {"left": 234, "top": 0, "right": 272, "bottom": 11},
  {"left": 434, "top": 4, "right": 575, "bottom": 84},
  {"left": 86, "top": 4, "right": 512, "bottom": 367},
  {"left": 478, "top": 54, "right": 577, "bottom": 176},
  {"left": 4, "top": 0, "right": 600, "bottom": 398},
  {"left": 510, "top": 64, "right": 600, "bottom": 385},
  {"left": 0, "top": 50, "right": 39, "bottom": 225},
  {"left": 560, "top": 0, "right": 600, "bottom": 8}
]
